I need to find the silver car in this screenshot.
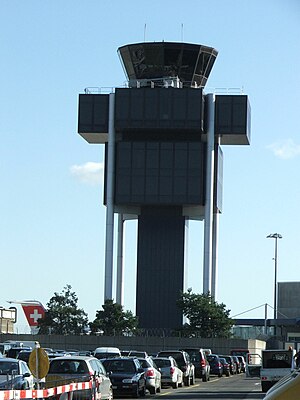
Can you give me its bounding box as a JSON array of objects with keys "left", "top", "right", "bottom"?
[
  {"left": 46, "top": 356, "right": 113, "bottom": 400},
  {"left": 137, "top": 357, "right": 161, "bottom": 394},
  {"left": 153, "top": 356, "right": 183, "bottom": 389},
  {"left": 0, "top": 358, "right": 34, "bottom": 389}
]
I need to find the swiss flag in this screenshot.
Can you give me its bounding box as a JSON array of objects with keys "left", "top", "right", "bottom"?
[{"left": 21, "top": 304, "right": 45, "bottom": 327}]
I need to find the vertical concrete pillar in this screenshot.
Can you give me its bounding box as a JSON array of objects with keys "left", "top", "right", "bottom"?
[
  {"left": 203, "top": 93, "right": 215, "bottom": 294},
  {"left": 104, "top": 93, "right": 115, "bottom": 300},
  {"left": 116, "top": 214, "right": 124, "bottom": 305}
]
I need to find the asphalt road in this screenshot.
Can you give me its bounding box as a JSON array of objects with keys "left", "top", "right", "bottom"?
[{"left": 118, "top": 374, "right": 265, "bottom": 400}]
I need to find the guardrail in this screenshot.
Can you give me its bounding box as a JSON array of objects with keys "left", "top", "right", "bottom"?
[{"left": 0, "top": 381, "right": 93, "bottom": 400}]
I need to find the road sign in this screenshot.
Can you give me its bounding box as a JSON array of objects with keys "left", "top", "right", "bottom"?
[{"left": 29, "top": 347, "right": 50, "bottom": 379}]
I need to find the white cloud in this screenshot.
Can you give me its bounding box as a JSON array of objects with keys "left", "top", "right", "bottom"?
[
  {"left": 70, "top": 162, "right": 104, "bottom": 185},
  {"left": 267, "top": 139, "right": 300, "bottom": 160}
]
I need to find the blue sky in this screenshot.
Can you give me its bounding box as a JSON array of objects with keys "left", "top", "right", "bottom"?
[{"left": 1, "top": 0, "right": 300, "bottom": 333}]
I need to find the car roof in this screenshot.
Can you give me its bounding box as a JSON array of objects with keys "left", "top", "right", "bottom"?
[
  {"left": 0, "top": 358, "right": 22, "bottom": 362},
  {"left": 50, "top": 355, "right": 97, "bottom": 361}
]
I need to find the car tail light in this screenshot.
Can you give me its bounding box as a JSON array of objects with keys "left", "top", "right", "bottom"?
[
  {"left": 217, "top": 362, "right": 222, "bottom": 367},
  {"left": 201, "top": 359, "right": 206, "bottom": 367},
  {"left": 145, "top": 369, "right": 155, "bottom": 377},
  {"left": 170, "top": 367, "right": 175, "bottom": 375}
]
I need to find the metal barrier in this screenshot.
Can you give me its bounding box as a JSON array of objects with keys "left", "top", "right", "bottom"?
[{"left": 0, "top": 380, "right": 93, "bottom": 400}]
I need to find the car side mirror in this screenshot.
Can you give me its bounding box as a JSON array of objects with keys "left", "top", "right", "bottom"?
[{"left": 23, "top": 372, "right": 31, "bottom": 377}]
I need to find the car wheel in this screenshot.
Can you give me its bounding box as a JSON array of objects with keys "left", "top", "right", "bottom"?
[
  {"left": 202, "top": 374, "right": 207, "bottom": 382},
  {"left": 190, "top": 374, "right": 195, "bottom": 385},
  {"left": 218, "top": 372, "right": 223, "bottom": 378},
  {"left": 261, "top": 382, "right": 271, "bottom": 393},
  {"left": 156, "top": 382, "right": 161, "bottom": 393},
  {"left": 140, "top": 385, "right": 146, "bottom": 397},
  {"left": 133, "top": 386, "right": 140, "bottom": 398},
  {"left": 184, "top": 376, "right": 190, "bottom": 386},
  {"left": 149, "top": 386, "right": 156, "bottom": 395},
  {"left": 178, "top": 380, "right": 183, "bottom": 387},
  {"left": 172, "top": 381, "right": 178, "bottom": 389},
  {"left": 107, "top": 388, "right": 113, "bottom": 400}
]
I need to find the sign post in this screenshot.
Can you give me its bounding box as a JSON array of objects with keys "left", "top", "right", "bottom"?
[{"left": 28, "top": 343, "right": 49, "bottom": 389}]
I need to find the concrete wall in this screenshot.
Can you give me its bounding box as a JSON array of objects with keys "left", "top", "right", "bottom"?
[{"left": 0, "top": 334, "right": 265, "bottom": 356}]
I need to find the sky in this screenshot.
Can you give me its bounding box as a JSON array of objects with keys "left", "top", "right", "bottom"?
[{"left": 1, "top": 0, "right": 300, "bottom": 333}]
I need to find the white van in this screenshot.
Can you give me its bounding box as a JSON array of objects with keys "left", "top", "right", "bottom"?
[{"left": 94, "top": 347, "right": 121, "bottom": 360}]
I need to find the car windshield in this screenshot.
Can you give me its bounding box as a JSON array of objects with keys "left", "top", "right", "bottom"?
[
  {"left": 0, "top": 361, "right": 19, "bottom": 375},
  {"left": 160, "top": 353, "right": 184, "bottom": 366},
  {"left": 49, "top": 360, "right": 88, "bottom": 374},
  {"left": 154, "top": 359, "right": 171, "bottom": 368},
  {"left": 185, "top": 351, "right": 200, "bottom": 362},
  {"left": 102, "top": 359, "right": 136, "bottom": 373},
  {"left": 138, "top": 359, "right": 151, "bottom": 368}
]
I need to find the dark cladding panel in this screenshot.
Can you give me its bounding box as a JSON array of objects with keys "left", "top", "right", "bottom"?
[
  {"left": 136, "top": 207, "right": 184, "bottom": 329},
  {"left": 115, "top": 88, "right": 204, "bottom": 133},
  {"left": 215, "top": 95, "right": 251, "bottom": 145},
  {"left": 114, "top": 141, "right": 206, "bottom": 206},
  {"left": 78, "top": 94, "right": 109, "bottom": 143}
]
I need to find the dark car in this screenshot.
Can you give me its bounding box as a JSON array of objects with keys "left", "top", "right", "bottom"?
[
  {"left": 157, "top": 350, "right": 195, "bottom": 386},
  {"left": 231, "top": 355, "right": 241, "bottom": 374},
  {"left": 17, "top": 350, "right": 32, "bottom": 364},
  {"left": 219, "top": 357, "right": 230, "bottom": 377},
  {"left": 102, "top": 357, "right": 146, "bottom": 398},
  {"left": 7, "top": 347, "right": 32, "bottom": 359},
  {"left": 182, "top": 348, "right": 210, "bottom": 382},
  {"left": 0, "top": 358, "right": 34, "bottom": 389},
  {"left": 206, "top": 354, "right": 223, "bottom": 377},
  {"left": 237, "top": 356, "right": 246, "bottom": 373},
  {"left": 219, "top": 355, "right": 237, "bottom": 375}
]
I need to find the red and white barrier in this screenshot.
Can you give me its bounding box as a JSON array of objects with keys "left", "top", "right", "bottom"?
[{"left": 0, "top": 381, "right": 92, "bottom": 400}]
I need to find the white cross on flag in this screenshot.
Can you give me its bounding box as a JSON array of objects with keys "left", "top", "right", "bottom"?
[{"left": 21, "top": 302, "right": 45, "bottom": 327}]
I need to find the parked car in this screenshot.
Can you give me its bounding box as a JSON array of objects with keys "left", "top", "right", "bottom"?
[
  {"left": 128, "top": 351, "right": 148, "bottom": 358},
  {"left": 17, "top": 350, "right": 32, "bottom": 364},
  {"left": 182, "top": 348, "right": 210, "bottom": 382},
  {"left": 157, "top": 350, "right": 195, "bottom": 386},
  {"left": 6, "top": 347, "right": 32, "bottom": 359},
  {"left": 219, "top": 355, "right": 237, "bottom": 375},
  {"left": 153, "top": 356, "right": 183, "bottom": 389},
  {"left": 46, "top": 356, "right": 113, "bottom": 400},
  {"left": 219, "top": 357, "right": 230, "bottom": 377},
  {"left": 206, "top": 354, "right": 223, "bottom": 377},
  {"left": 237, "top": 355, "right": 246, "bottom": 373},
  {"left": 102, "top": 357, "right": 146, "bottom": 398},
  {"left": 232, "top": 355, "right": 242, "bottom": 374},
  {"left": 137, "top": 357, "right": 161, "bottom": 394},
  {"left": 94, "top": 347, "right": 121, "bottom": 360},
  {"left": 0, "top": 358, "right": 34, "bottom": 389}
]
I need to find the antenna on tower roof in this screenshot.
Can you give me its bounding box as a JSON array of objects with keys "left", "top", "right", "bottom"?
[{"left": 181, "top": 23, "right": 184, "bottom": 42}]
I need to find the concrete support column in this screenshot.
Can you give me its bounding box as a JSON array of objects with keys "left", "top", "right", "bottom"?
[
  {"left": 203, "top": 93, "right": 215, "bottom": 295},
  {"left": 211, "top": 211, "right": 219, "bottom": 299},
  {"left": 104, "top": 93, "right": 115, "bottom": 300},
  {"left": 116, "top": 213, "right": 124, "bottom": 305}
]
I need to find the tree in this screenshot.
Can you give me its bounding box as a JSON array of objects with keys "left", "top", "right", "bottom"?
[
  {"left": 90, "top": 299, "right": 139, "bottom": 336},
  {"left": 177, "top": 289, "right": 234, "bottom": 338},
  {"left": 38, "top": 284, "right": 89, "bottom": 334}
]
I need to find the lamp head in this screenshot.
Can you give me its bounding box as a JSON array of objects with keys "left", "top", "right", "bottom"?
[{"left": 267, "top": 233, "right": 283, "bottom": 239}]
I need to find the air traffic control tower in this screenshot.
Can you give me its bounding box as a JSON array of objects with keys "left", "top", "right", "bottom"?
[{"left": 78, "top": 42, "right": 251, "bottom": 330}]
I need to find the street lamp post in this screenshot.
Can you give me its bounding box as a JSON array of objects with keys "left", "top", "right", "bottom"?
[{"left": 266, "top": 233, "right": 282, "bottom": 320}]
